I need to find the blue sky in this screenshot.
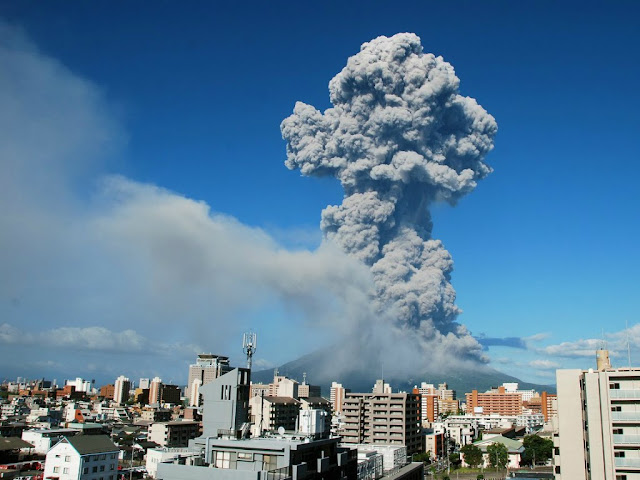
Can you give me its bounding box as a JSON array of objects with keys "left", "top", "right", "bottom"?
[{"left": 1, "top": 1, "right": 639, "bottom": 387}]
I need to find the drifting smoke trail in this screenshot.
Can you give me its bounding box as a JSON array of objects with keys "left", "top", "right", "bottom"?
[{"left": 281, "top": 33, "right": 497, "bottom": 363}]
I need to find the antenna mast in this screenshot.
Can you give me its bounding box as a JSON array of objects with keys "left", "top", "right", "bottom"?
[{"left": 242, "top": 331, "right": 257, "bottom": 370}]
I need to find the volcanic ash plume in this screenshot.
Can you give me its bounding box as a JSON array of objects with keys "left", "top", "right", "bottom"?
[{"left": 281, "top": 33, "right": 497, "bottom": 362}]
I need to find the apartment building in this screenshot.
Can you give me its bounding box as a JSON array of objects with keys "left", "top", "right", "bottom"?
[
  {"left": 555, "top": 359, "right": 640, "bottom": 480},
  {"left": 147, "top": 421, "right": 200, "bottom": 448},
  {"left": 99, "top": 385, "right": 114, "bottom": 400},
  {"left": 113, "top": 376, "right": 130, "bottom": 405},
  {"left": 330, "top": 382, "right": 350, "bottom": 414},
  {"left": 542, "top": 391, "right": 558, "bottom": 423},
  {"left": 341, "top": 381, "right": 422, "bottom": 455},
  {"left": 465, "top": 387, "right": 523, "bottom": 415},
  {"left": 249, "top": 396, "right": 300, "bottom": 437}
]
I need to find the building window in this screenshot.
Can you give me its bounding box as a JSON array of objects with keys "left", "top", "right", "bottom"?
[
  {"left": 92, "top": 467, "right": 98, "bottom": 473},
  {"left": 615, "top": 451, "right": 626, "bottom": 458},
  {"left": 63, "top": 468, "right": 69, "bottom": 474},
  {"left": 83, "top": 468, "right": 88, "bottom": 474},
  {"left": 613, "top": 428, "right": 624, "bottom": 435},
  {"left": 64, "top": 456, "right": 70, "bottom": 462},
  {"left": 612, "top": 406, "right": 622, "bottom": 412},
  {"left": 110, "top": 465, "right": 114, "bottom": 470},
  {"left": 237, "top": 453, "right": 253, "bottom": 461},
  {"left": 100, "top": 465, "right": 105, "bottom": 472},
  {"left": 215, "top": 451, "right": 230, "bottom": 469},
  {"left": 610, "top": 383, "right": 620, "bottom": 390},
  {"left": 53, "top": 467, "right": 59, "bottom": 473},
  {"left": 617, "top": 475, "right": 627, "bottom": 480}
]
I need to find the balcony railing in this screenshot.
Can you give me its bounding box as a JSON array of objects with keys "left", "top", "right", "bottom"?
[
  {"left": 612, "top": 412, "right": 640, "bottom": 422},
  {"left": 610, "top": 390, "right": 640, "bottom": 399},
  {"left": 614, "top": 458, "right": 640, "bottom": 468},
  {"left": 613, "top": 434, "right": 640, "bottom": 445}
]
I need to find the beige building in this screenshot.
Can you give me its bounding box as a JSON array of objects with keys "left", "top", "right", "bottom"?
[
  {"left": 186, "top": 354, "right": 231, "bottom": 404},
  {"left": 341, "top": 380, "right": 422, "bottom": 455},
  {"left": 148, "top": 421, "right": 200, "bottom": 448},
  {"left": 330, "top": 382, "right": 350, "bottom": 413},
  {"left": 149, "top": 377, "right": 162, "bottom": 405},
  {"left": 555, "top": 363, "right": 640, "bottom": 480},
  {"left": 249, "top": 396, "right": 300, "bottom": 437},
  {"left": 465, "top": 387, "right": 522, "bottom": 415}
]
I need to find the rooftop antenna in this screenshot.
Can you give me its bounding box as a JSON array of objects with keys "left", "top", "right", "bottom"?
[
  {"left": 302, "top": 372, "right": 307, "bottom": 385},
  {"left": 242, "top": 331, "right": 257, "bottom": 370}
]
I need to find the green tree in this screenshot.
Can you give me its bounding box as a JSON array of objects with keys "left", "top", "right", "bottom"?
[
  {"left": 412, "top": 451, "right": 431, "bottom": 464},
  {"left": 522, "top": 434, "right": 553, "bottom": 466},
  {"left": 460, "top": 444, "right": 483, "bottom": 468},
  {"left": 448, "top": 452, "right": 461, "bottom": 469},
  {"left": 486, "top": 442, "right": 508, "bottom": 469}
]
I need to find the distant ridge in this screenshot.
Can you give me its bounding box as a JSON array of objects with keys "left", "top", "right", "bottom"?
[{"left": 251, "top": 344, "right": 554, "bottom": 396}]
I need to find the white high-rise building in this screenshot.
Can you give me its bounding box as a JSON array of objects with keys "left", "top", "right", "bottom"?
[
  {"left": 554, "top": 352, "right": 640, "bottom": 480},
  {"left": 65, "top": 377, "right": 92, "bottom": 394},
  {"left": 113, "top": 376, "right": 131, "bottom": 405}
]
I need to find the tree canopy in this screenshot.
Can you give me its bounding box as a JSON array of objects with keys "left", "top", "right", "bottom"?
[
  {"left": 460, "top": 444, "right": 483, "bottom": 468},
  {"left": 522, "top": 434, "right": 554, "bottom": 466},
  {"left": 486, "top": 442, "right": 508, "bottom": 469}
]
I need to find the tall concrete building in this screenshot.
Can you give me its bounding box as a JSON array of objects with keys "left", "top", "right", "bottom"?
[
  {"left": 186, "top": 354, "right": 232, "bottom": 404},
  {"left": 554, "top": 353, "right": 640, "bottom": 480},
  {"left": 330, "top": 382, "right": 350, "bottom": 413},
  {"left": 541, "top": 391, "right": 558, "bottom": 423},
  {"left": 149, "top": 377, "right": 162, "bottom": 405},
  {"left": 113, "top": 376, "right": 131, "bottom": 405},
  {"left": 199, "top": 367, "right": 251, "bottom": 439},
  {"left": 341, "top": 380, "right": 422, "bottom": 455},
  {"left": 465, "top": 387, "right": 522, "bottom": 415}
]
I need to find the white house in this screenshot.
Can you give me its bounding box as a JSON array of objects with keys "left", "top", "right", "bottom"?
[
  {"left": 44, "top": 436, "right": 119, "bottom": 480},
  {"left": 21, "top": 429, "right": 77, "bottom": 455},
  {"left": 461, "top": 435, "right": 524, "bottom": 470}
]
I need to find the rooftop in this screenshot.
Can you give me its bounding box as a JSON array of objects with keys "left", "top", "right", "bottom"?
[
  {"left": 64, "top": 435, "right": 119, "bottom": 455},
  {"left": 0, "top": 437, "right": 34, "bottom": 451}
]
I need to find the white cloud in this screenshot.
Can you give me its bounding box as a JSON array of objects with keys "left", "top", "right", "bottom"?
[
  {"left": 528, "top": 359, "right": 560, "bottom": 370},
  {"left": 0, "top": 322, "right": 202, "bottom": 356},
  {"left": 523, "top": 332, "right": 551, "bottom": 343}
]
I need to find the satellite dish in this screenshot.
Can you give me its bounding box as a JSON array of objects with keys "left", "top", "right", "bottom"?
[{"left": 277, "top": 426, "right": 285, "bottom": 435}]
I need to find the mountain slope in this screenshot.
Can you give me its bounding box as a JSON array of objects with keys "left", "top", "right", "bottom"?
[{"left": 252, "top": 345, "right": 554, "bottom": 396}]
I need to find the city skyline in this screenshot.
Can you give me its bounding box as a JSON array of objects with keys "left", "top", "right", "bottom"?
[{"left": 1, "top": 1, "right": 639, "bottom": 386}]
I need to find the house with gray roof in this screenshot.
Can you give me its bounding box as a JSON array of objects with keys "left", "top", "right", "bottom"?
[{"left": 43, "top": 436, "right": 119, "bottom": 480}]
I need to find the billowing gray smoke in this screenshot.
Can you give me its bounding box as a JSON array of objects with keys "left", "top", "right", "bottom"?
[{"left": 281, "top": 33, "right": 497, "bottom": 364}]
